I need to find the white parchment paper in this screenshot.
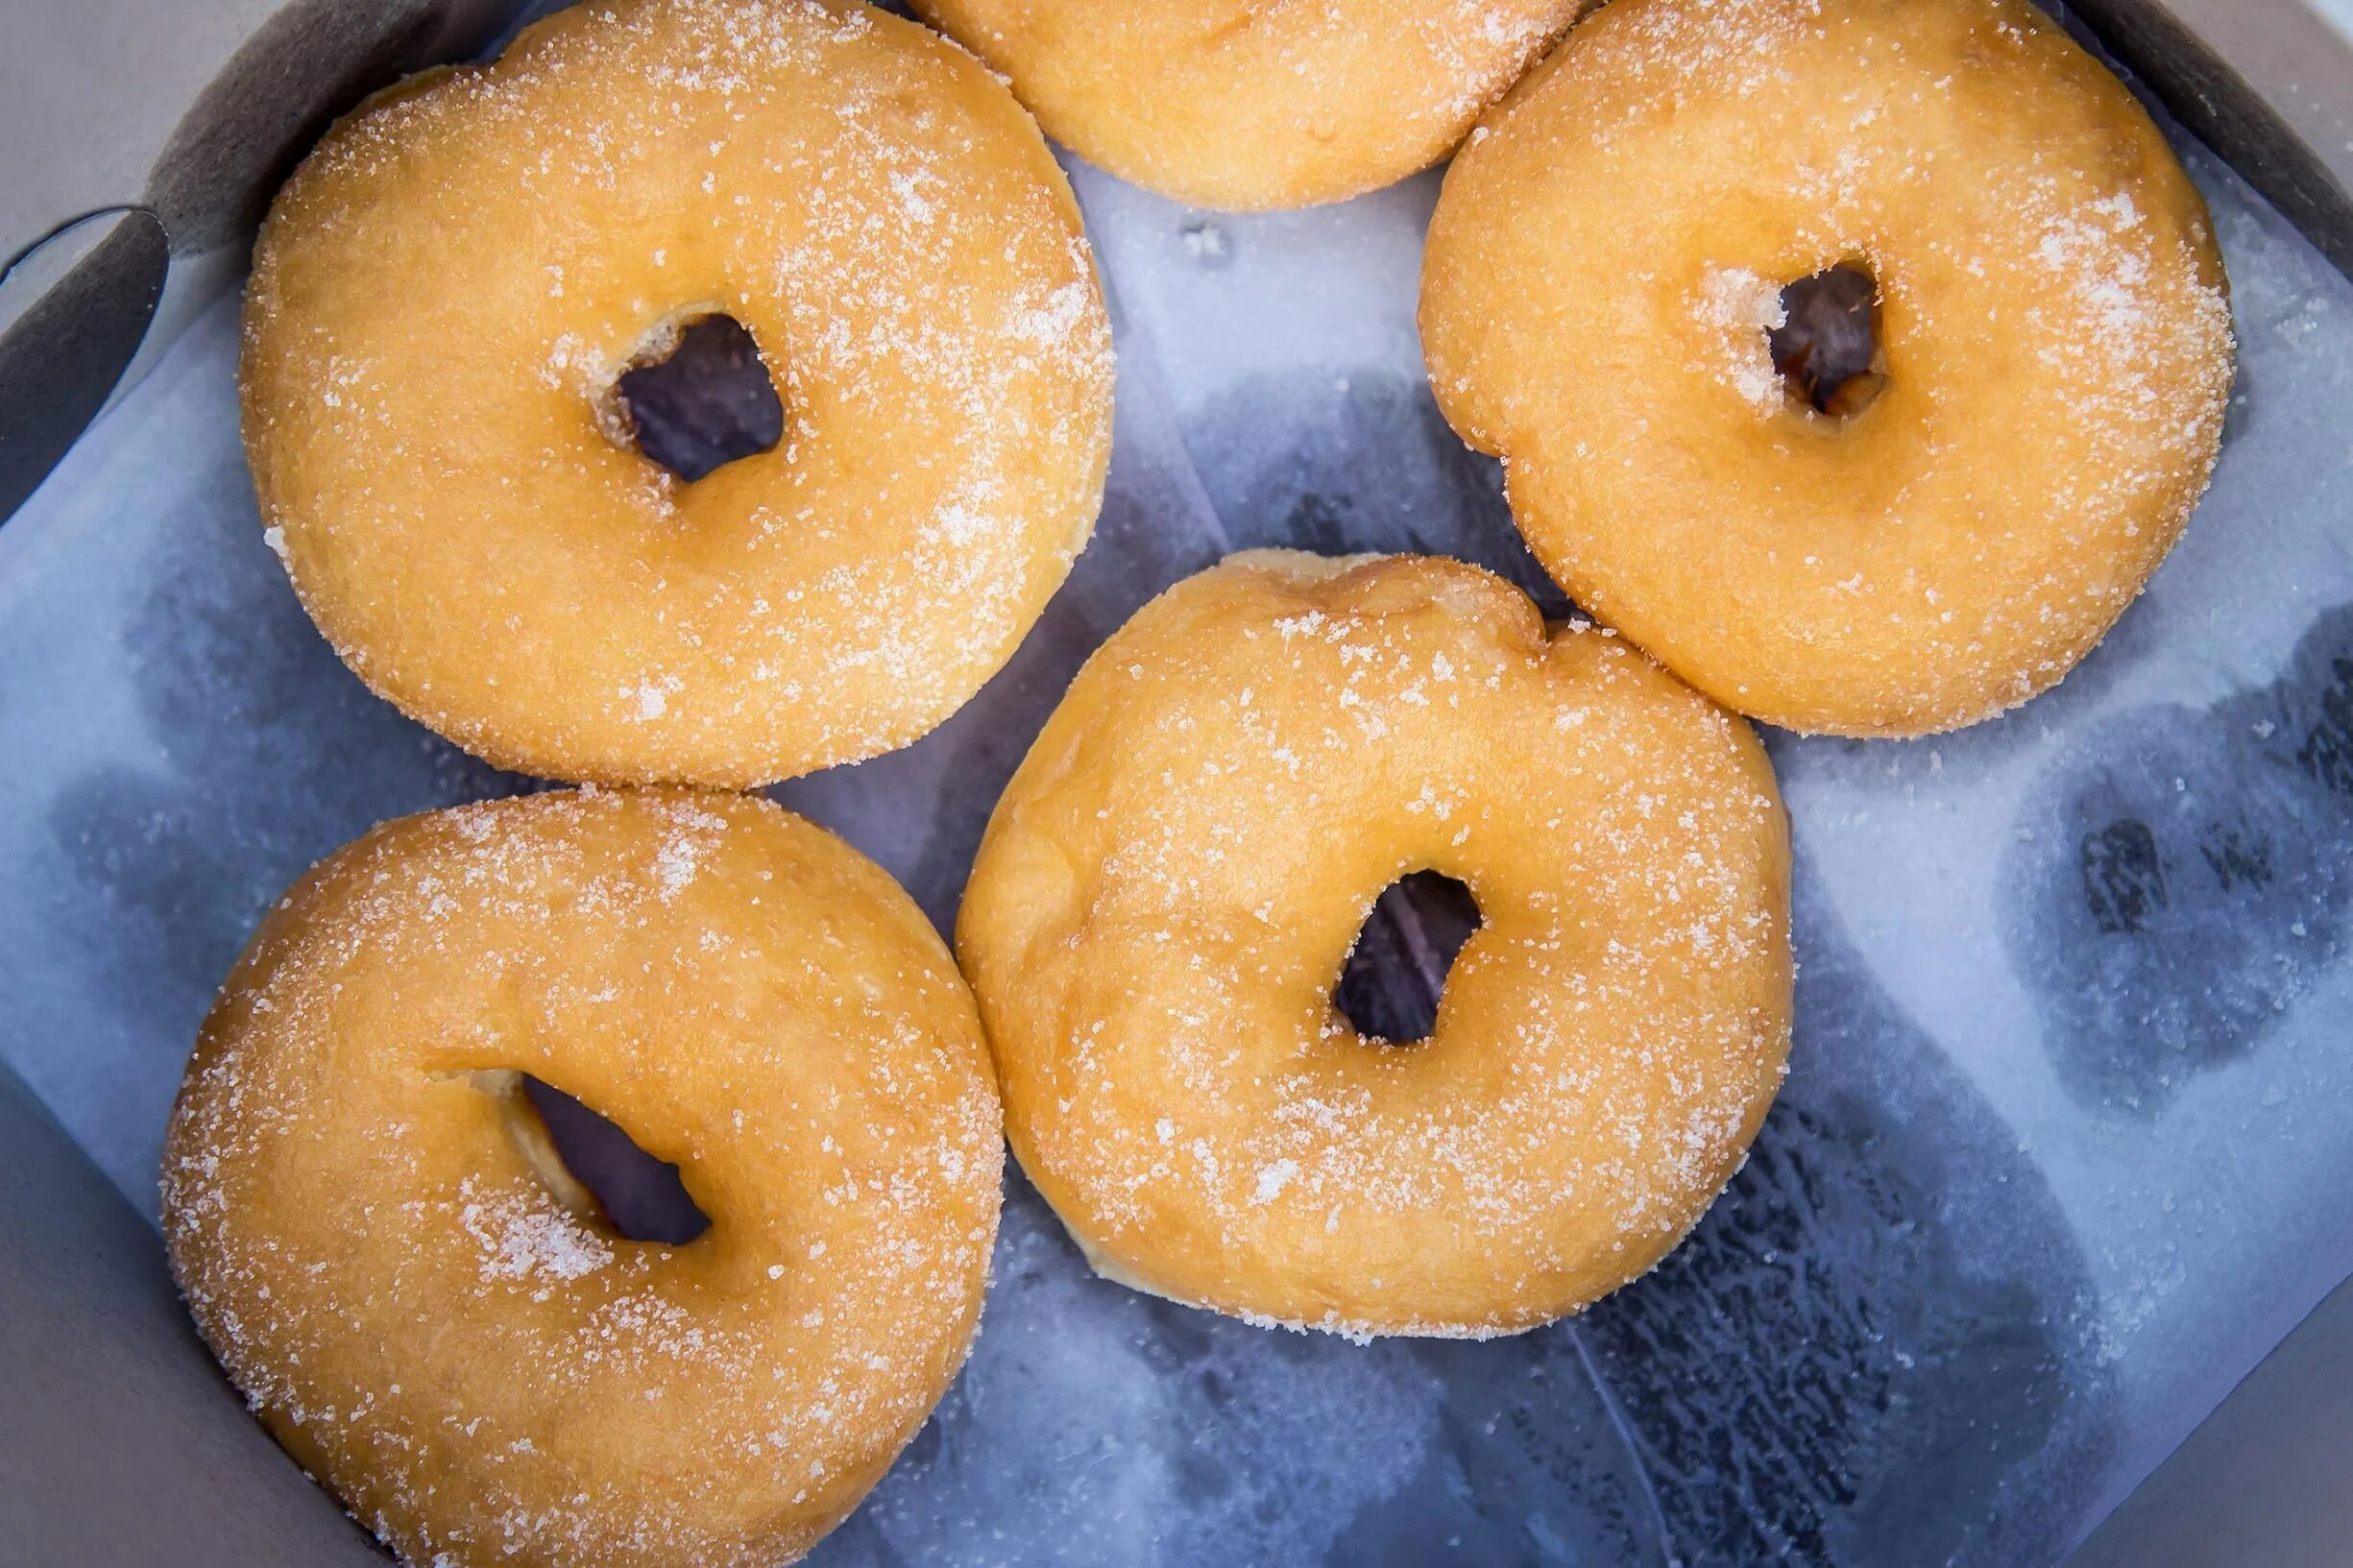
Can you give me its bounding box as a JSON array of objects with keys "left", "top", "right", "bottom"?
[{"left": 2, "top": 14, "right": 2350, "bottom": 1563}]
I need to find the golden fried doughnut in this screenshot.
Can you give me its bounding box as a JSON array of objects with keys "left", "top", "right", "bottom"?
[
  {"left": 958, "top": 551, "right": 1791, "bottom": 1338},
  {"left": 243, "top": 0, "right": 1114, "bottom": 787},
  {"left": 162, "top": 788, "right": 1003, "bottom": 1568},
  {"left": 910, "top": 0, "right": 1588, "bottom": 210},
  {"left": 1420, "top": 0, "right": 2235, "bottom": 736}
]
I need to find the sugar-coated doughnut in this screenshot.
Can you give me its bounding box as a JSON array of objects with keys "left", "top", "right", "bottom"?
[
  {"left": 162, "top": 788, "right": 1003, "bottom": 1568},
  {"left": 958, "top": 552, "right": 1792, "bottom": 1338},
  {"left": 243, "top": 0, "right": 1114, "bottom": 787},
  {"left": 910, "top": 0, "right": 1588, "bottom": 210},
  {"left": 1420, "top": 0, "right": 2235, "bottom": 737}
]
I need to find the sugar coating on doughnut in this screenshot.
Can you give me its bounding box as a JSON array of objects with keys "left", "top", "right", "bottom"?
[
  {"left": 162, "top": 788, "right": 1003, "bottom": 1568},
  {"left": 243, "top": 0, "right": 1114, "bottom": 787},
  {"left": 958, "top": 552, "right": 1792, "bottom": 1339},
  {"left": 1421, "top": 0, "right": 2236, "bottom": 737},
  {"left": 911, "top": 0, "right": 1589, "bottom": 210}
]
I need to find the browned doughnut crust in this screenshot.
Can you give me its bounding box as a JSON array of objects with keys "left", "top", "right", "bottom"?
[
  {"left": 910, "top": 0, "right": 1589, "bottom": 210},
  {"left": 243, "top": 0, "right": 1113, "bottom": 786},
  {"left": 1421, "top": 0, "right": 2235, "bottom": 736},
  {"left": 958, "top": 552, "right": 1792, "bottom": 1338},
  {"left": 162, "top": 788, "right": 1003, "bottom": 1568}
]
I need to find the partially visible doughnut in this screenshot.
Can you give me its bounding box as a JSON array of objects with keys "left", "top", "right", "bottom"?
[
  {"left": 910, "top": 0, "right": 1588, "bottom": 210},
  {"left": 243, "top": 0, "right": 1114, "bottom": 787},
  {"left": 161, "top": 788, "right": 1003, "bottom": 1568},
  {"left": 958, "top": 551, "right": 1792, "bottom": 1338},
  {"left": 1420, "top": 0, "right": 2235, "bottom": 736}
]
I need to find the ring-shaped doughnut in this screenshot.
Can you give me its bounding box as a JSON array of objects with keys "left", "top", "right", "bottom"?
[
  {"left": 242, "top": 0, "right": 1114, "bottom": 786},
  {"left": 958, "top": 552, "right": 1792, "bottom": 1337},
  {"left": 162, "top": 787, "right": 1003, "bottom": 1567},
  {"left": 910, "top": 0, "right": 1588, "bottom": 210},
  {"left": 1419, "top": 0, "right": 2234, "bottom": 736}
]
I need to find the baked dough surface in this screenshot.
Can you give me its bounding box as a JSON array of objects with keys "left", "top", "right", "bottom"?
[
  {"left": 1421, "top": 0, "right": 2234, "bottom": 736},
  {"left": 958, "top": 552, "right": 1791, "bottom": 1337},
  {"left": 912, "top": 0, "right": 1587, "bottom": 209},
  {"left": 243, "top": 0, "right": 1114, "bottom": 785},
  {"left": 163, "top": 787, "right": 1003, "bottom": 1568}
]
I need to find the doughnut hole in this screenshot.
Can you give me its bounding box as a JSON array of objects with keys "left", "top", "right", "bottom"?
[
  {"left": 607, "top": 311, "right": 785, "bottom": 483},
  {"left": 1770, "top": 261, "right": 1887, "bottom": 419},
  {"left": 1332, "top": 870, "right": 1483, "bottom": 1045},
  {"left": 474, "top": 1068, "right": 712, "bottom": 1245}
]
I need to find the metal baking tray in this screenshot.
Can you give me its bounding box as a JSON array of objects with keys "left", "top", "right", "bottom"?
[{"left": 3, "top": 2, "right": 2351, "bottom": 1563}]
